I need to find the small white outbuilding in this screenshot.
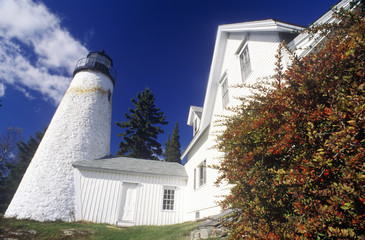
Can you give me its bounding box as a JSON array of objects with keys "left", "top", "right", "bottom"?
[{"left": 72, "top": 156, "right": 187, "bottom": 226}]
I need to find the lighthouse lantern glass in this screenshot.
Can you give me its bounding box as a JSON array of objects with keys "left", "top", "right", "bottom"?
[{"left": 87, "top": 52, "right": 111, "bottom": 69}]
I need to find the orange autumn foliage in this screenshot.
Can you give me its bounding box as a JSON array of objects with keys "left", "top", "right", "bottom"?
[{"left": 216, "top": 3, "right": 365, "bottom": 239}]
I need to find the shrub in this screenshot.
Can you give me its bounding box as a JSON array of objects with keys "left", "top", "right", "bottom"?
[{"left": 216, "top": 3, "right": 365, "bottom": 239}]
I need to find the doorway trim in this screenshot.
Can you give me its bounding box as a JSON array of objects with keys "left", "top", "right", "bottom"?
[{"left": 116, "top": 182, "right": 140, "bottom": 227}]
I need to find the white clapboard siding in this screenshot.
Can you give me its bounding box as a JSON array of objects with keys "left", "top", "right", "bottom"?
[
  {"left": 183, "top": 27, "right": 297, "bottom": 221},
  {"left": 74, "top": 168, "right": 186, "bottom": 226}
]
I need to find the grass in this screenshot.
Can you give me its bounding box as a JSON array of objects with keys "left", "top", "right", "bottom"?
[{"left": 0, "top": 215, "right": 200, "bottom": 240}]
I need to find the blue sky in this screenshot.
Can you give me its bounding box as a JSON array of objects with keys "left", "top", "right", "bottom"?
[{"left": 0, "top": 0, "right": 338, "bottom": 158}]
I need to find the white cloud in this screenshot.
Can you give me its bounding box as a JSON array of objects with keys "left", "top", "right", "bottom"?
[
  {"left": 0, "top": 0, "right": 89, "bottom": 104},
  {"left": 0, "top": 83, "right": 5, "bottom": 97},
  {"left": 14, "top": 86, "right": 34, "bottom": 100}
]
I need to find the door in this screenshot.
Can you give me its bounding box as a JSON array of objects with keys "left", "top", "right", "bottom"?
[{"left": 119, "top": 182, "right": 138, "bottom": 223}]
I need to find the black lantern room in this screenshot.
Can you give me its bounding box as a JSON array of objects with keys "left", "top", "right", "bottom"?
[{"left": 73, "top": 50, "right": 116, "bottom": 85}]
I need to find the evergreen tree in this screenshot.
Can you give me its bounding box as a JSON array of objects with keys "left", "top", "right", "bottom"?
[
  {"left": 0, "top": 127, "right": 23, "bottom": 163},
  {"left": 163, "top": 122, "right": 181, "bottom": 164},
  {"left": 116, "top": 88, "right": 168, "bottom": 160},
  {"left": 0, "top": 129, "right": 44, "bottom": 213},
  {"left": 0, "top": 127, "right": 22, "bottom": 194}
]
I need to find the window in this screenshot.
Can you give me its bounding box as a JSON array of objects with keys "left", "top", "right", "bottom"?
[
  {"left": 194, "top": 160, "right": 207, "bottom": 190},
  {"left": 194, "top": 169, "right": 197, "bottom": 190},
  {"left": 219, "top": 72, "right": 229, "bottom": 108},
  {"left": 236, "top": 36, "right": 252, "bottom": 81},
  {"left": 194, "top": 118, "right": 199, "bottom": 136},
  {"left": 188, "top": 106, "right": 203, "bottom": 137},
  {"left": 199, "top": 160, "right": 207, "bottom": 186},
  {"left": 162, "top": 188, "right": 175, "bottom": 210},
  {"left": 221, "top": 76, "right": 229, "bottom": 107},
  {"left": 239, "top": 45, "right": 251, "bottom": 81}
]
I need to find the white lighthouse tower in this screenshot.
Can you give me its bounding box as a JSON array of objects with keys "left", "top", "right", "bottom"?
[{"left": 5, "top": 51, "right": 116, "bottom": 221}]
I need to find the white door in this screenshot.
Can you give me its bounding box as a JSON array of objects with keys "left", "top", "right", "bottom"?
[{"left": 119, "top": 183, "right": 138, "bottom": 222}]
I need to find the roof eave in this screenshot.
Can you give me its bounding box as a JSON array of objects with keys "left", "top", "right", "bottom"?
[
  {"left": 197, "top": 19, "right": 302, "bottom": 137},
  {"left": 288, "top": 0, "right": 353, "bottom": 55},
  {"left": 187, "top": 106, "right": 203, "bottom": 126},
  {"left": 73, "top": 164, "right": 188, "bottom": 179},
  {"left": 181, "top": 124, "right": 210, "bottom": 161},
  {"left": 219, "top": 19, "right": 304, "bottom": 33}
]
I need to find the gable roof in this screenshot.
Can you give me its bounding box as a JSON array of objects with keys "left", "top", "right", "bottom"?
[
  {"left": 182, "top": 0, "right": 354, "bottom": 160},
  {"left": 73, "top": 156, "right": 187, "bottom": 178},
  {"left": 187, "top": 106, "right": 203, "bottom": 126},
  {"left": 181, "top": 19, "right": 303, "bottom": 160},
  {"left": 288, "top": 0, "right": 353, "bottom": 57},
  {"left": 200, "top": 19, "right": 303, "bottom": 135},
  {"left": 218, "top": 19, "right": 304, "bottom": 33}
]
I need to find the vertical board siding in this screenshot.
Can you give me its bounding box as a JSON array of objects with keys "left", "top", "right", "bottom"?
[
  {"left": 88, "top": 172, "right": 97, "bottom": 221},
  {"left": 111, "top": 173, "right": 121, "bottom": 223},
  {"left": 152, "top": 178, "right": 159, "bottom": 225},
  {"left": 74, "top": 170, "right": 82, "bottom": 221},
  {"left": 83, "top": 171, "right": 94, "bottom": 220},
  {"left": 102, "top": 175, "right": 111, "bottom": 223},
  {"left": 76, "top": 169, "right": 186, "bottom": 226}
]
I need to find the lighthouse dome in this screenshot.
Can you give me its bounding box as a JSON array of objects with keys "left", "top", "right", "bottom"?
[{"left": 73, "top": 50, "right": 116, "bottom": 85}]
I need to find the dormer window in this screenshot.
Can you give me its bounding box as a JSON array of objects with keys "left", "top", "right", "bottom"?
[
  {"left": 194, "top": 118, "right": 199, "bottom": 135},
  {"left": 187, "top": 106, "right": 203, "bottom": 137},
  {"left": 192, "top": 116, "right": 202, "bottom": 136},
  {"left": 235, "top": 36, "right": 252, "bottom": 82}
]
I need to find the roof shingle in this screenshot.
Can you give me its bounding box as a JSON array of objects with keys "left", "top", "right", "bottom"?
[{"left": 72, "top": 156, "right": 187, "bottom": 178}]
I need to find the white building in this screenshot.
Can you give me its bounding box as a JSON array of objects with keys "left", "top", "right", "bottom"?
[
  {"left": 6, "top": 0, "right": 353, "bottom": 227},
  {"left": 182, "top": 0, "right": 352, "bottom": 222},
  {"left": 182, "top": 19, "right": 303, "bottom": 221},
  {"left": 72, "top": 157, "right": 187, "bottom": 226}
]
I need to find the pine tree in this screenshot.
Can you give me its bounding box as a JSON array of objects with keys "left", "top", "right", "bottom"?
[
  {"left": 0, "top": 127, "right": 23, "bottom": 196},
  {"left": 163, "top": 122, "right": 181, "bottom": 164},
  {"left": 0, "top": 127, "right": 23, "bottom": 163},
  {"left": 116, "top": 88, "right": 168, "bottom": 160},
  {"left": 0, "top": 129, "right": 44, "bottom": 213}
]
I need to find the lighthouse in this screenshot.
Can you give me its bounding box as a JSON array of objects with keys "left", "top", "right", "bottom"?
[{"left": 5, "top": 51, "right": 116, "bottom": 221}]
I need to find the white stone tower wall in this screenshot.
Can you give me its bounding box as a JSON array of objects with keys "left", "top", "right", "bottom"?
[{"left": 5, "top": 69, "right": 113, "bottom": 221}]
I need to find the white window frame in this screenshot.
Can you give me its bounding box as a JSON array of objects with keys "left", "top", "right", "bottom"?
[
  {"left": 193, "top": 118, "right": 199, "bottom": 136},
  {"left": 219, "top": 72, "right": 229, "bottom": 108},
  {"left": 162, "top": 186, "right": 176, "bottom": 211},
  {"left": 235, "top": 35, "right": 252, "bottom": 82},
  {"left": 194, "top": 168, "right": 197, "bottom": 190},
  {"left": 199, "top": 160, "right": 207, "bottom": 186},
  {"left": 194, "top": 160, "right": 207, "bottom": 190}
]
